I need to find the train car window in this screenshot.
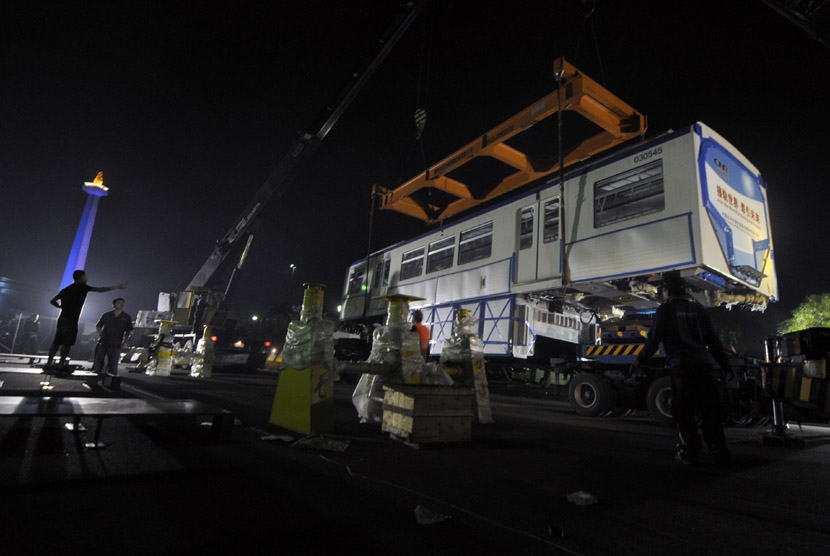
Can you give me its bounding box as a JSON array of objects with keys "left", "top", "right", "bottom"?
[
  {"left": 594, "top": 159, "right": 664, "bottom": 228},
  {"left": 400, "top": 247, "right": 424, "bottom": 280},
  {"left": 519, "top": 207, "right": 534, "bottom": 250},
  {"left": 347, "top": 266, "right": 365, "bottom": 295},
  {"left": 543, "top": 199, "right": 560, "bottom": 243},
  {"left": 382, "top": 259, "right": 390, "bottom": 288},
  {"left": 458, "top": 221, "right": 493, "bottom": 265},
  {"left": 427, "top": 236, "right": 455, "bottom": 273}
]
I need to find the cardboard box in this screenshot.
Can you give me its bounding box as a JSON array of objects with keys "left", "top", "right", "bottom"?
[{"left": 382, "top": 384, "right": 474, "bottom": 445}]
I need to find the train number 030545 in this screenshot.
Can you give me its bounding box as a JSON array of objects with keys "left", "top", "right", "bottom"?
[{"left": 633, "top": 147, "right": 662, "bottom": 163}]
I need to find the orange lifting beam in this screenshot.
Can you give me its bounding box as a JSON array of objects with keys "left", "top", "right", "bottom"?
[{"left": 376, "top": 57, "right": 647, "bottom": 223}]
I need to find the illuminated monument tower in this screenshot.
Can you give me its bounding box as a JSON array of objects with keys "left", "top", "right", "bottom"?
[{"left": 59, "top": 172, "right": 109, "bottom": 289}]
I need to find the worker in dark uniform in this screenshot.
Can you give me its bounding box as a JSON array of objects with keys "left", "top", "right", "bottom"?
[
  {"left": 411, "top": 309, "right": 430, "bottom": 361},
  {"left": 630, "top": 272, "right": 734, "bottom": 467},
  {"left": 93, "top": 297, "right": 134, "bottom": 376},
  {"left": 46, "top": 270, "right": 127, "bottom": 371}
]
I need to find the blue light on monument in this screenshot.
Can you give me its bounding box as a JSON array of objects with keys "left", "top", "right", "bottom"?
[{"left": 59, "top": 173, "right": 109, "bottom": 289}]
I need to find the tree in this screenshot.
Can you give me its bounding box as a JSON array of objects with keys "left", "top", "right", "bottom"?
[{"left": 777, "top": 293, "right": 830, "bottom": 334}]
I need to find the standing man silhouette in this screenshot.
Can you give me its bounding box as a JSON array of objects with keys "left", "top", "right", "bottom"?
[
  {"left": 93, "top": 297, "right": 133, "bottom": 377},
  {"left": 631, "top": 272, "right": 734, "bottom": 467},
  {"left": 411, "top": 310, "right": 430, "bottom": 361},
  {"left": 46, "top": 270, "right": 127, "bottom": 371}
]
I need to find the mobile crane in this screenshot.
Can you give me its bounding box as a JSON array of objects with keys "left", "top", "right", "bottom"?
[{"left": 130, "top": 2, "right": 425, "bottom": 367}]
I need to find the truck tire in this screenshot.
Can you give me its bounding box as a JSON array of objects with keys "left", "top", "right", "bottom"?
[
  {"left": 568, "top": 373, "right": 617, "bottom": 417},
  {"left": 646, "top": 375, "right": 674, "bottom": 426}
]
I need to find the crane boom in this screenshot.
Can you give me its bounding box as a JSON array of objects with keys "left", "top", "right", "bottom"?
[{"left": 187, "top": 1, "right": 424, "bottom": 293}]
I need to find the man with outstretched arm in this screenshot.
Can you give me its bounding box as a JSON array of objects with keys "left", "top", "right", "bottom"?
[
  {"left": 46, "top": 270, "right": 127, "bottom": 371},
  {"left": 630, "top": 271, "right": 734, "bottom": 467}
]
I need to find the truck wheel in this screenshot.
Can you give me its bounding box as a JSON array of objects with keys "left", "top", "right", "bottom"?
[
  {"left": 646, "top": 376, "right": 674, "bottom": 426},
  {"left": 568, "top": 373, "right": 617, "bottom": 417}
]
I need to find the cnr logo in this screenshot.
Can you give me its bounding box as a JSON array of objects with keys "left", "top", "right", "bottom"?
[{"left": 713, "top": 157, "right": 729, "bottom": 173}]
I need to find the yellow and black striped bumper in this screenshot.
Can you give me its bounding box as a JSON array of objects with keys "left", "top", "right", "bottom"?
[
  {"left": 763, "top": 363, "right": 830, "bottom": 416},
  {"left": 583, "top": 344, "right": 661, "bottom": 363}
]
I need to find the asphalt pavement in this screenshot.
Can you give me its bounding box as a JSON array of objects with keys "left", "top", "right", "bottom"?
[{"left": 1, "top": 359, "right": 829, "bottom": 556}]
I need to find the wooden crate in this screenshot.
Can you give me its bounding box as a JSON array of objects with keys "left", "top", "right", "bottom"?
[{"left": 382, "top": 384, "right": 474, "bottom": 445}]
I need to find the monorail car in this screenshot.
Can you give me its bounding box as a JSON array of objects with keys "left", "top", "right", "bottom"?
[{"left": 339, "top": 123, "right": 778, "bottom": 361}]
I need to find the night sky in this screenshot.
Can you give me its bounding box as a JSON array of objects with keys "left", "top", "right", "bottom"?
[{"left": 2, "top": 1, "right": 829, "bottom": 351}]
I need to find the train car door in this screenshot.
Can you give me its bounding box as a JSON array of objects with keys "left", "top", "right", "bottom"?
[
  {"left": 516, "top": 197, "right": 561, "bottom": 282},
  {"left": 536, "top": 196, "right": 561, "bottom": 280},
  {"left": 366, "top": 256, "right": 391, "bottom": 315},
  {"left": 514, "top": 204, "right": 537, "bottom": 283},
  {"left": 372, "top": 257, "right": 390, "bottom": 295}
]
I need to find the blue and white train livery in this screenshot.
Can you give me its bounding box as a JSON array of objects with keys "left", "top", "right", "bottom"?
[{"left": 340, "top": 123, "right": 777, "bottom": 360}]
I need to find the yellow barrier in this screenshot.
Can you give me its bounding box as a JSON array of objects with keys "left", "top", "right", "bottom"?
[{"left": 269, "top": 364, "right": 334, "bottom": 435}]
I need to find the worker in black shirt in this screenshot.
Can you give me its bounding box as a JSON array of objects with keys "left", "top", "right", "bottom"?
[
  {"left": 93, "top": 297, "right": 134, "bottom": 376},
  {"left": 630, "top": 272, "right": 734, "bottom": 467},
  {"left": 46, "top": 270, "right": 127, "bottom": 371}
]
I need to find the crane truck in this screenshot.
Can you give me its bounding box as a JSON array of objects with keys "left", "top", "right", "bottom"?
[{"left": 127, "top": 2, "right": 425, "bottom": 370}]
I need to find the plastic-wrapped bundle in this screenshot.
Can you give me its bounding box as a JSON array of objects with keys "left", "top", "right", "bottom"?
[
  {"left": 352, "top": 324, "right": 455, "bottom": 422},
  {"left": 440, "top": 314, "right": 484, "bottom": 365},
  {"left": 173, "top": 338, "right": 194, "bottom": 368},
  {"left": 351, "top": 322, "right": 409, "bottom": 423},
  {"left": 352, "top": 373, "right": 384, "bottom": 423},
  {"left": 190, "top": 333, "right": 214, "bottom": 378},
  {"left": 368, "top": 324, "right": 410, "bottom": 374},
  {"left": 439, "top": 311, "right": 493, "bottom": 423},
  {"left": 353, "top": 295, "right": 454, "bottom": 423},
  {"left": 146, "top": 320, "right": 176, "bottom": 377},
  {"left": 422, "top": 361, "right": 454, "bottom": 385},
  {"left": 401, "top": 329, "right": 453, "bottom": 385},
  {"left": 282, "top": 283, "right": 335, "bottom": 370},
  {"left": 454, "top": 313, "right": 477, "bottom": 337},
  {"left": 400, "top": 327, "right": 424, "bottom": 384},
  {"left": 386, "top": 300, "right": 409, "bottom": 327},
  {"left": 282, "top": 318, "right": 335, "bottom": 371}
]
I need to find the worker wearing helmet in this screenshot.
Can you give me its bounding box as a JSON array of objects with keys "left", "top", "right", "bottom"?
[
  {"left": 630, "top": 271, "right": 735, "bottom": 467},
  {"left": 411, "top": 310, "right": 430, "bottom": 361}
]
